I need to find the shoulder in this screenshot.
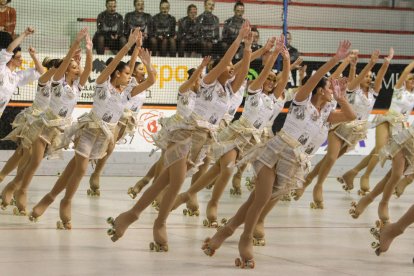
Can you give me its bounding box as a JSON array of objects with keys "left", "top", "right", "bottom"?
[{"left": 116, "top": 13, "right": 123, "bottom": 19}]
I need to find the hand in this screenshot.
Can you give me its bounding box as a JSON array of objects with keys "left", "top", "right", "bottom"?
[
  {"left": 136, "top": 30, "right": 143, "bottom": 48},
  {"left": 332, "top": 77, "right": 348, "bottom": 102},
  {"left": 128, "top": 28, "right": 141, "bottom": 46},
  {"left": 385, "top": 47, "right": 394, "bottom": 63},
  {"left": 75, "top": 27, "right": 88, "bottom": 43},
  {"left": 334, "top": 40, "right": 351, "bottom": 61},
  {"left": 263, "top": 37, "right": 276, "bottom": 52},
  {"left": 28, "top": 46, "right": 36, "bottom": 57},
  {"left": 72, "top": 48, "right": 82, "bottom": 64},
  {"left": 0, "top": 26, "right": 4, "bottom": 31},
  {"left": 370, "top": 49, "right": 380, "bottom": 63},
  {"left": 237, "top": 20, "right": 251, "bottom": 40},
  {"left": 281, "top": 46, "right": 290, "bottom": 61},
  {"left": 291, "top": 57, "right": 303, "bottom": 70},
  {"left": 85, "top": 33, "right": 93, "bottom": 51},
  {"left": 138, "top": 48, "right": 151, "bottom": 65},
  {"left": 200, "top": 56, "right": 212, "bottom": 68},
  {"left": 349, "top": 50, "right": 359, "bottom": 66},
  {"left": 24, "top": 27, "right": 35, "bottom": 36},
  {"left": 243, "top": 31, "right": 253, "bottom": 49},
  {"left": 274, "top": 34, "right": 285, "bottom": 53}
]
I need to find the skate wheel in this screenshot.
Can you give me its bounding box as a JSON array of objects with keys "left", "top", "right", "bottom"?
[
  {"left": 350, "top": 201, "right": 357, "bottom": 207},
  {"left": 221, "top": 218, "right": 228, "bottom": 225},
  {"left": 183, "top": 209, "right": 188, "bottom": 216},
  {"left": 371, "top": 241, "right": 380, "bottom": 249},
  {"left": 96, "top": 190, "right": 101, "bottom": 196},
  {"left": 203, "top": 219, "right": 209, "bottom": 227},
  {"left": 337, "top": 177, "right": 344, "bottom": 184},
  {"left": 106, "top": 217, "right": 115, "bottom": 225},
  {"left": 310, "top": 202, "right": 315, "bottom": 209},
  {"left": 149, "top": 242, "right": 155, "bottom": 250},
  {"left": 246, "top": 259, "right": 255, "bottom": 268},
  {"left": 107, "top": 228, "right": 115, "bottom": 236},
  {"left": 235, "top": 258, "right": 242, "bottom": 267},
  {"left": 375, "top": 248, "right": 381, "bottom": 256},
  {"left": 56, "top": 221, "right": 64, "bottom": 229},
  {"left": 87, "top": 189, "right": 91, "bottom": 196},
  {"left": 210, "top": 221, "right": 218, "bottom": 228},
  {"left": 194, "top": 210, "right": 200, "bottom": 216}
]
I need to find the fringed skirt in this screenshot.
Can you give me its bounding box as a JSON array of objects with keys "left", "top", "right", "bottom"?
[
  {"left": 371, "top": 110, "right": 408, "bottom": 136},
  {"left": 332, "top": 120, "right": 368, "bottom": 152},
  {"left": 116, "top": 109, "right": 141, "bottom": 142}
]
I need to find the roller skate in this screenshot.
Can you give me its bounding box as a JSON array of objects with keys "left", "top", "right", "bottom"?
[
  {"left": 337, "top": 169, "right": 357, "bottom": 192},
  {"left": 370, "top": 221, "right": 402, "bottom": 256},
  {"left": 13, "top": 207, "right": 27, "bottom": 216},
  {"left": 291, "top": 188, "right": 304, "bottom": 201},
  {"left": 230, "top": 174, "right": 242, "bottom": 196},
  {"left": 106, "top": 211, "right": 138, "bottom": 242},
  {"left": 202, "top": 238, "right": 216, "bottom": 256},
  {"left": 377, "top": 201, "right": 390, "bottom": 226},
  {"left": 206, "top": 183, "right": 214, "bottom": 190},
  {"left": 28, "top": 194, "right": 54, "bottom": 223},
  {"left": 235, "top": 257, "right": 255, "bottom": 269},
  {"left": 310, "top": 201, "right": 324, "bottom": 209},
  {"left": 204, "top": 201, "right": 220, "bottom": 228},
  {"left": 203, "top": 219, "right": 219, "bottom": 228},
  {"left": 183, "top": 192, "right": 199, "bottom": 216},
  {"left": 349, "top": 195, "right": 373, "bottom": 219},
  {"left": 394, "top": 176, "right": 413, "bottom": 198},
  {"left": 150, "top": 219, "right": 169, "bottom": 252},
  {"left": 253, "top": 221, "right": 265, "bottom": 246},
  {"left": 310, "top": 186, "right": 324, "bottom": 209},
  {"left": 357, "top": 175, "right": 370, "bottom": 196},
  {"left": 87, "top": 173, "right": 100, "bottom": 197},
  {"left": 56, "top": 220, "right": 72, "bottom": 230},
  {"left": 245, "top": 176, "right": 255, "bottom": 192},
  {"left": 280, "top": 193, "right": 291, "bottom": 202},
  {"left": 183, "top": 208, "right": 199, "bottom": 216},
  {"left": 151, "top": 200, "right": 160, "bottom": 212},
  {"left": 127, "top": 176, "right": 150, "bottom": 199}
]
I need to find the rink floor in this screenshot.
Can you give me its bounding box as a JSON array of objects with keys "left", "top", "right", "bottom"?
[{"left": 0, "top": 175, "right": 413, "bottom": 276}]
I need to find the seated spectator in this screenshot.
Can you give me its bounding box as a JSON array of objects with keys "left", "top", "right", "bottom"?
[
  {"left": 124, "top": 0, "right": 152, "bottom": 48},
  {"left": 286, "top": 31, "right": 300, "bottom": 63},
  {"left": 150, "top": 0, "right": 176, "bottom": 57},
  {"left": 93, "top": 0, "right": 126, "bottom": 55},
  {"left": 0, "top": 0, "right": 16, "bottom": 46},
  {"left": 177, "top": 4, "right": 198, "bottom": 57},
  {"left": 196, "top": 0, "right": 220, "bottom": 57},
  {"left": 220, "top": 1, "right": 245, "bottom": 57}
]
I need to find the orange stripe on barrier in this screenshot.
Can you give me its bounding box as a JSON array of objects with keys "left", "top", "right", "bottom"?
[{"left": 5, "top": 103, "right": 407, "bottom": 115}]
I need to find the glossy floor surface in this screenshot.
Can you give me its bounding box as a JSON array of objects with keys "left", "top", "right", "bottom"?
[{"left": 0, "top": 175, "right": 413, "bottom": 276}]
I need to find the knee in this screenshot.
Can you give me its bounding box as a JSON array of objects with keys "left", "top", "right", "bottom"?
[{"left": 324, "top": 154, "right": 337, "bottom": 164}]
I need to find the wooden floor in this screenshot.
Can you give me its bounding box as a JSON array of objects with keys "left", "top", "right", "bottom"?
[{"left": 0, "top": 175, "right": 413, "bottom": 276}]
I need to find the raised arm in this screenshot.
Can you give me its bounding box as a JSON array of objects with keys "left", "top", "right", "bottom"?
[
  {"left": 274, "top": 47, "right": 291, "bottom": 96},
  {"left": 290, "top": 57, "right": 303, "bottom": 71},
  {"left": 203, "top": 21, "right": 250, "bottom": 85},
  {"left": 330, "top": 58, "right": 349, "bottom": 79},
  {"left": 129, "top": 31, "right": 143, "bottom": 69},
  {"left": 79, "top": 33, "right": 93, "bottom": 87},
  {"left": 231, "top": 31, "right": 252, "bottom": 93},
  {"left": 295, "top": 40, "right": 351, "bottom": 102},
  {"left": 347, "top": 49, "right": 379, "bottom": 91},
  {"left": 233, "top": 37, "right": 275, "bottom": 73},
  {"left": 348, "top": 51, "right": 358, "bottom": 83},
  {"left": 96, "top": 28, "right": 141, "bottom": 85},
  {"left": 28, "top": 47, "right": 45, "bottom": 75},
  {"left": 395, "top": 60, "right": 414, "bottom": 89},
  {"left": 249, "top": 36, "right": 283, "bottom": 91},
  {"left": 179, "top": 56, "right": 211, "bottom": 94},
  {"left": 131, "top": 49, "right": 156, "bottom": 97},
  {"left": 6, "top": 27, "right": 34, "bottom": 53},
  {"left": 53, "top": 28, "right": 87, "bottom": 82},
  {"left": 373, "top": 47, "right": 393, "bottom": 93},
  {"left": 298, "top": 64, "right": 307, "bottom": 87},
  {"left": 328, "top": 78, "right": 357, "bottom": 124}
]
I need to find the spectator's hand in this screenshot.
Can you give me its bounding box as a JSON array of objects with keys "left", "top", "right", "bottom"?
[
  {"left": 86, "top": 33, "right": 93, "bottom": 52},
  {"left": 28, "top": 46, "right": 36, "bottom": 58},
  {"left": 128, "top": 28, "right": 140, "bottom": 47},
  {"left": 244, "top": 31, "right": 253, "bottom": 49},
  {"left": 334, "top": 40, "right": 351, "bottom": 61},
  {"left": 385, "top": 47, "right": 394, "bottom": 63},
  {"left": 24, "top": 27, "right": 35, "bottom": 36},
  {"left": 76, "top": 27, "right": 88, "bottom": 43},
  {"left": 291, "top": 57, "right": 303, "bottom": 70},
  {"left": 237, "top": 20, "right": 251, "bottom": 40},
  {"left": 370, "top": 49, "right": 380, "bottom": 64},
  {"left": 264, "top": 37, "right": 276, "bottom": 52},
  {"left": 138, "top": 48, "right": 151, "bottom": 65},
  {"left": 200, "top": 56, "right": 212, "bottom": 68}
]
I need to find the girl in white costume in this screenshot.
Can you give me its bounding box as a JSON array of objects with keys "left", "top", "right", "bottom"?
[
  {"left": 292, "top": 49, "right": 393, "bottom": 209},
  {"left": 106, "top": 22, "right": 252, "bottom": 251},
  {"left": 87, "top": 44, "right": 156, "bottom": 196},
  {"left": 201, "top": 41, "right": 355, "bottom": 268},
  {"left": 0, "top": 28, "right": 92, "bottom": 213},
  {"left": 342, "top": 60, "right": 414, "bottom": 197},
  {"left": 28, "top": 29, "right": 155, "bottom": 229},
  {"left": 172, "top": 35, "right": 291, "bottom": 227}
]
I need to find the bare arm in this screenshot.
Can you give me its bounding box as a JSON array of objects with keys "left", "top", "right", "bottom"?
[
  {"left": 395, "top": 60, "right": 414, "bottom": 89},
  {"left": 374, "top": 48, "right": 393, "bottom": 93},
  {"left": 231, "top": 31, "right": 252, "bottom": 93},
  {"left": 295, "top": 40, "right": 351, "bottom": 102},
  {"left": 330, "top": 59, "right": 349, "bottom": 79},
  {"left": 179, "top": 56, "right": 211, "bottom": 94},
  {"left": 274, "top": 47, "right": 291, "bottom": 97},
  {"left": 131, "top": 49, "right": 156, "bottom": 97},
  {"left": 79, "top": 33, "right": 93, "bottom": 87},
  {"left": 204, "top": 21, "right": 250, "bottom": 85},
  {"left": 328, "top": 78, "right": 357, "bottom": 123},
  {"left": 38, "top": 67, "right": 57, "bottom": 84},
  {"left": 234, "top": 37, "right": 275, "bottom": 73},
  {"left": 53, "top": 28, "right": 87, "bottom": 82},
  {"left": 6, "top": 27, "right": 34, "bottom": 53},
  {"left": 96, "top": 28, "right": 141, "bottom": 85},
  {"left": 348, "top": 53, "right": 357, "bottom": 83},
  {"left": 129, "top": 32, "right": 143, "bottom": 69},
  {"left": 28, "top": 47, "right": 45, "bottom": 75},
  {"left": 347, "top": 49, "right": 379, "bottom": 91}
]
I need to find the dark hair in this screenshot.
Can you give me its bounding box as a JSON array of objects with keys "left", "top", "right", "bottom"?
[
  {"left": 160, "top": 0, "right": 169, "bottom": 7},
  {"left": 105, "top": 57, "right": 114, "bottom": 66},
  {"left": 187, "top": 68, "right": 196, "bottom": 79},
  {"left": 106, "top": 59, "right": 129, "bottom": 79},
  {"left": 204, "top": 0, "right": 213, "bottom": 4},
  {"left": 302, "top": 76, "right": 329, "bottom": 96},
  {"left": 128, "top": 60, "right": 142, "bottom": 71},
  {"left": 187, "top": 4, "right": 197, "bottom": 13},
  {"left": 12, "top": 46, "right": 21, "bottom": 58},
  {"left": 106, "top": 0, "right": 116, "bottom": 5},
  {"left": 133, "top": 0, "right": 141, "bottom": 6},
  {"left": 234, "top": 1, "right": 244, "bottom": 9},
  {"left": 251, "top": 26, "right": 259, "bottom": 34}
]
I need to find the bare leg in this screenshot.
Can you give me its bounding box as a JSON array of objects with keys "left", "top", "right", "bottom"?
[
  {"left": 57, "top": 153, "right": 89, "bottom": 229},
  {"left": 292, "top": 155, "right": 324, "bottom": 201},
  {"left": 339, "top": 152, "right": 371, "bottom": 192},
  {"left": 377, "top": 151, "right": 405, "bottom": 225},
  {"left": 204, "top": 150, "right": 237, "bottom": 227},
  {"left": 128, "top": 155, "right": 161, "bottom": 199},
  {"left": 88, "top": 142, "right": 115, "bottom": 196},
  {"left": 311, "top": 132, "right": 343, "bottom": 209},
  {"left": 231, "top": 163, "right": 247, "bottom": 196},
  {"left": 394, "top": 174, "right": 414, "bottom": 198},
  {"left": 0, "top": 145, "right": 24, "bottom": 182},
  {"left": 349, "top": 169, "right": 392, "bottom": 219},
  {"left": 29, "top": 157, "right": 76, "bottom": 221},
  {"left": 360, "top": 123, "right": 390, "bottom": 195}
]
